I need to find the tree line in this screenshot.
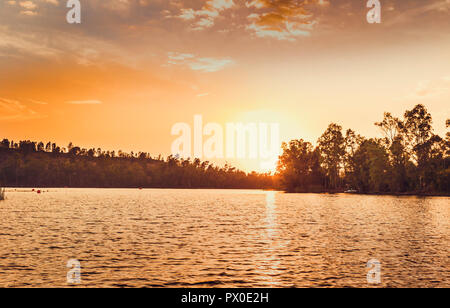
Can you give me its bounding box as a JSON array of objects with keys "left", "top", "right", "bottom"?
[
  {"left": 1, "top": 104, "right": 448, "bottom": 194},
  {"left": 0, "top": 140, "right": 273, "bottom": 189},
  {"left": 276, "top": 104, "right": 449, "bottom": 194}
]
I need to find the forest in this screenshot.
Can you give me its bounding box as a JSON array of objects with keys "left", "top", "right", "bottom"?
[
  {"left": 0, "top": 104, "right": 448, "bottom": 194},
  {"left": 0, "top": 141, "right": 273, "bottom": 189},
  {"left": 277, "top": 104, "right": 449, "bottom": 194}
]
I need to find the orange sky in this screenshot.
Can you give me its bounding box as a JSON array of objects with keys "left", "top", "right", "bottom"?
[{"left": 1, "top": 0, "right": 450, "bottom": 172}]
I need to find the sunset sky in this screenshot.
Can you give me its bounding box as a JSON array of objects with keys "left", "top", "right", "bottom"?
[{"left": 1, "top": 0, "right": 449, "bottom": 172}]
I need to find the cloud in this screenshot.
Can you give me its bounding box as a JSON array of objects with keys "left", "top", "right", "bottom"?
[
  {"left": 407, "top": 76, "right": 450, "bottom": 100},
  {"left": 19, "top": 1, "right": 36, "bottom": 10},
  {"left": 0, "top": 98, "right": 42, "bottom": 121},
  {"left": 29, "top": 99, "right": 49, "bottom": 105},
  {"left": 172, "top": 0, "right": 325, "bottom": 36},
  {"left": 189, "top": 57, "right": 234, "bottom": 72},
  {"left": 43, "top": 0, "right": 59, "bottom": 5},
  {"left": 244, "top": 0, "right": 318, "bottom": 41},
  {"left": 167, "top": 52, "right": 195, "bottom": 62},
  {"left": 66, "top": 100, "right": 103, "bottom": 105},
  {"left": 178, "top": 8, "right": 196, "bottom": 20},
  {"left": 176, "top": 0, "right": 235, "bottom": 30},
  {"left": 0, "top": 24, "right": 130, "bottom": 68},
  {"left": 11, "top": 0, "right": 39, "bottom": 16},
  {"left": 1, "top": 0, "right": 450, "bottom": 78},
  {"left": 167, "top": 52, "right": 234, "bottom": 72},
  {"left": 20, "top": 10, "right": 37, "bottom": 16},
  {"left": 385, "top": 0, "right": 450, "bottom": 26}
]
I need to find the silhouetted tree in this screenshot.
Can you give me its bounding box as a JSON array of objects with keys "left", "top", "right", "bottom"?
[
  {"left": 318, "top": 123, "right": 345, "bottom": 189},
  {"left": 277, "top": 104, "right": 449, "bottom": 194},
  {"left": 277, "top": 140, "right": 324, "bottom": 192},
  {"left": 0, "top": 140, "right": 273, "bottom": 189}
]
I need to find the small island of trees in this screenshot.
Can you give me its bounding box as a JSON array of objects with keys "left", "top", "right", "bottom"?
[{"left": 277, "top": 104, "right": 449, "bottom": 194}]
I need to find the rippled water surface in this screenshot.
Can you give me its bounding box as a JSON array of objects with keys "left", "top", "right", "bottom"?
[{"left": 0, "top": 189, "right": 448, "bottom": 287}]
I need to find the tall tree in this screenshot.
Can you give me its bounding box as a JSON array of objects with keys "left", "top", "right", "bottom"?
[
  {"left": 318, "top": 123, "right": 345, "bottom": 189},
  {"left": 352, "top": 139, "right": 389, "bottom": 193},
  {"left": 277, "top": 140, "right": 323, "bottom": 192},
  {"left": 344, "top": 129, "right": 364, "bottom": 188},
  {"left": 375, "top": 112, "right": 403, "bottom": 145},
  {"left": 403, "top": 104, "right": 433, "bottom": 189},
  {"left": 375, "top": 112, "right": 408, "bottom": 192}
]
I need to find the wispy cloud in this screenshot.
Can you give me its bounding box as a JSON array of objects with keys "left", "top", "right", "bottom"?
[
  {"left": 17, "top": 0, "right": 38, "bottom": 16},
  {"left": 172, "top": 0, "right": 324, "bottom": 38},
  {"left": 406, "top": 76, "right": 450, "bottom": 100},
  {"left": 189, "top": 57, "right": 234, "bottom": 72},
  {"left": 0, "top": 98, "right": 42, "bottom": 121},
  {"left": 66, "top": 100, "right": 103, "bottom": 105},
  {"left": 167, "top": 52, "right": 234, "bottom": 72},
  {"left": 167, "top": 52, "right": 195, "bottom": 63},
  {"left": 43, "top": 0, "right": 59, "bottom": 5},
  {"left": 244, "top": 0, "right": 318, "bottom": 41},
  {"left": 29, "top": 99, "right": 49, "bottom": 105},
  {"left": 19, "top": 1, "right": 37, "bottom": 10},
  {"left": 176, "top": 0, "right": 235, "bottom": 30},
  {"left": 385, "top": 0, "right": 450, "bottom": 26}
]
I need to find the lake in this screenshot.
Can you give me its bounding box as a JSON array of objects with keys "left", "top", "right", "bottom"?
[{"left": 0, "top": 188, "right": 448, "bottom": 287}]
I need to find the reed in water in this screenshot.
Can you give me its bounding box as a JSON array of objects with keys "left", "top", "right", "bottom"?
[{"left": 0, "top": 187, "right": 5, "bottom": 201}]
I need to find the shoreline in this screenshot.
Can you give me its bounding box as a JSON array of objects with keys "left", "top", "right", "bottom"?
[
  {"left": 2, "top": 187, "right": 449, "bottom": 197},
  {"left": 284, "top": 190, "right": 450, "bottom": 197}
]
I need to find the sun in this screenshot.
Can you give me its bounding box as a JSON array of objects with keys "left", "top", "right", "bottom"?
[
  {"left": 230, "top": 109, "right": 284, "bottom": 174},
  {"left": 258, "top": 155, "right": 278, "bottom": 174}
]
